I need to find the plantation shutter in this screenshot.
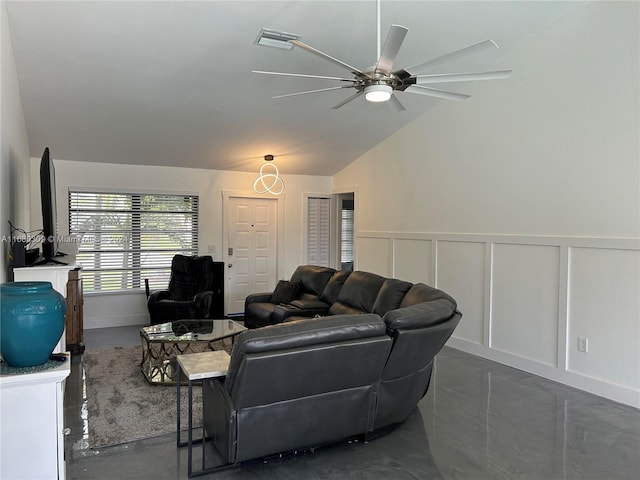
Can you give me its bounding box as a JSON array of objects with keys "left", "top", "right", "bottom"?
[
  {"left": 69, "top": 191, "right": 198, "bottom": 293},
  {"left": 307, "top": 196, "right": 330, "bottom": 267},
  {"left": 341, "top": 207, "right": 354, "bottom": 264}
]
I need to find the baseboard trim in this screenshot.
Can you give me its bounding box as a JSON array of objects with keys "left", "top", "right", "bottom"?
[
  {"left": 84, "top": 314, "right": 149, "bottom": 330},
  {"left": 446, "top": 337, "right": 640, "bottom": 409}
]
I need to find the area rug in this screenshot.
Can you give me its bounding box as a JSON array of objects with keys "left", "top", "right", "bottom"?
[{"left": 84, "top": 345, "right": 207, "bottom": 449}]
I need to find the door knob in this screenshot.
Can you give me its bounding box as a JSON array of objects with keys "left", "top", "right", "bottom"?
[{"left": 228, "top": 263, "right": 233, "bottom": 268}]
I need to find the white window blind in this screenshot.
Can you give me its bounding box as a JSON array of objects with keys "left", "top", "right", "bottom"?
[
  {"left": 69, "top": 191, "right": 199, "bottom": 293},
  {"left": 341, "top": 208, "right": 354, "bottom": 264},
  {"left": 307, "top": 196, "right": 330, "bottom": 267}
]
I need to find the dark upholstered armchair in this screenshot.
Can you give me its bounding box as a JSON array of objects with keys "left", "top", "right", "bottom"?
[{"left": 146, "top": 255, "right": 224, "bottom": 325}]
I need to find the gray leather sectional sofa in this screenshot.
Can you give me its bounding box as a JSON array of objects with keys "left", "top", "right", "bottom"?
[{"left": 202, "top": 265, "right": 462, "bottom": 466}]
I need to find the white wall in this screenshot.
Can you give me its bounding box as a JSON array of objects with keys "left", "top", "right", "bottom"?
[
  {"left": 27, "top": 158, "right": 332, "bottom": 328},
  {"left": 334, "top": 2, "right": 640, "bottom": 407},
  {"left": 0, "top": 2, "right": 31, "bottom": 283}
]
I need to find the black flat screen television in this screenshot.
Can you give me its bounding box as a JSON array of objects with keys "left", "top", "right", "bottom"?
[{"left": 38, "top": 147, "right": 66, "bottom": 265}]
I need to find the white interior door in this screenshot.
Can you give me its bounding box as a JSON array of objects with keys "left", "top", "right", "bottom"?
[{"left": 225, "top": 196, "right": 278, "bottom": 314}]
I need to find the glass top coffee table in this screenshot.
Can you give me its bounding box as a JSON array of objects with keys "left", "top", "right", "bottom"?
[{"left": 139, "top": 319, "right": 246, "bottom": 385}]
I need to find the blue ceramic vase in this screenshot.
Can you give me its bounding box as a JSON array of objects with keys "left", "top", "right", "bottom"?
[{"left": 0, "top": 281, "right": 66, "bottom": 367}]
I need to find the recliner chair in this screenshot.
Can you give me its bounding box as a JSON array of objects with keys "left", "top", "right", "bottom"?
[{"left": 146, "top": 255, "right": 224, "bottom": 325}]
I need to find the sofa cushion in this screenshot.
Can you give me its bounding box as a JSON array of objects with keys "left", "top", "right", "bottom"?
[
  {"left": 271, "top": 303, "right": 319, "bottom": 324},
  {"left": 168, "top": 255, "right": 198, "bottom": 300},
  {"left": 192, "top": 255, "right": 216, "bottom": 292},
  {"left": 329, "top": 302, "right": 366, "bottom": 315},
  {"left": 383, "top": 298, "right": 457, "bottom": 330},
  {"left": 400, "top": 283, "right": 457, "bottom": 309},
  {"left": 319, "top": 270, "right": 351, "bottom": 305},
  {"left": 372, "top": 278, "right": 413, "bottom": 317},
  {"left": 270, "top": 280, "right": 301, "bottom": 304},
  {"left": 166, "top": 255, "right": 216, "bottom": 301},
  {"left": 289, "top": 298, "right": 330, "bottom": 311},
  {"left": 293, "top": 292, "right": 319, "bottom": 301},
  {"left": 336, "top": 271, "right": 386, "bottom": 313},
  {"left": 290, "top": 265, "right": 337, "bottom": 296}
]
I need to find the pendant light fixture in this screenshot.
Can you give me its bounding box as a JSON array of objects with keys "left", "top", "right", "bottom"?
[{"left": 254, "top": 154, "right": 284, "bottom": 195}]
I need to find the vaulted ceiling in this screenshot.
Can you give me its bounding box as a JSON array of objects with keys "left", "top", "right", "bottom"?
[{"left": 5, "top": 1, "right": 578, "bottom": 175}]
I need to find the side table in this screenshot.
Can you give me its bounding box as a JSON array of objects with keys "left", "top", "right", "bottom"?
[{"left": 176, "top": 350, "right": 233, "bottom": 477}]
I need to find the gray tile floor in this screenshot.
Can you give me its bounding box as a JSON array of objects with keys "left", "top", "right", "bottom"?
[{"left": 65, "top": 326, "right": 640, "bottom": 479}]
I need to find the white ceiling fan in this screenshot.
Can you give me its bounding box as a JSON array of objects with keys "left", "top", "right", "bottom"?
[{"left": 253, "top": 0, "right": 512, "bottom": 111}]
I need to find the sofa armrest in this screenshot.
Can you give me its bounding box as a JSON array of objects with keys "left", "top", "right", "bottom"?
[
  {"left": 244, "top": 292, "right": 278, "bottom": 329},
  {"left": 193, "top": 291, "right": 213, "bottom": 317},
  {"left": 231, "top": 314, "right": 386, "bottom": 357},
  {"left": 245, "top": 292, "right": 274, "bottom": 307},
  {"left": 147, "top": 289, "right": 171, "bottom": 304}
]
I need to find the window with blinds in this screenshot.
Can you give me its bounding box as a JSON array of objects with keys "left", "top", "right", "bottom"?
[
  {"left": 341, "top": 207, "right": 354, "bottom": 265},
  {"left": 69, "top": 191, "right": 199, "bottom": 293},
  {"left": 306, "top": 196, "right": 330, "bottom": 267}
]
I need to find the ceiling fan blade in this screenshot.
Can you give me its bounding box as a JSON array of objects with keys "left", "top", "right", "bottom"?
[
  {"left": 405, "top": 85, "right": 470, "bottom": 101},
  {"left": 415, "top": 70, "right": 512, "bottom": 85},
  {"left": 406, "top": 39, "right": 499, "bottom": 74},
  {"left": 252, "top": 70, "right": 356, "bottom": 83},
  {"left": 387, "top": 93, "right": 406, "bottom": 112},
  {"left": 331, "top": 91, "right": 364, "bottom": 110},
  {"left": 375, "top": 24, "right": 408, "bottom": 74},
  {"left": 273, "top": 85, "right": 353, "bottom": 99},
  {"left": 290, "top": 39, "right": 368, "bottom": 78}
]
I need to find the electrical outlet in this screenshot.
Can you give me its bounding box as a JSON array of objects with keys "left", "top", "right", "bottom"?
[
  {"left": 208, "top": 244, "right": 216, "bottom": 256},
  {"left": 578, "top": 337, "right": 589, "bottom": 353}
]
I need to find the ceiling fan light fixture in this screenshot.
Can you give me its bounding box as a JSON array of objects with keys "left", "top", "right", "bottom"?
[
  {"left": 255, "top": 28, "right": 300, "bottom": 50},
  {"left": 364, "top": 84, "right": 392, "bottom": 102}
]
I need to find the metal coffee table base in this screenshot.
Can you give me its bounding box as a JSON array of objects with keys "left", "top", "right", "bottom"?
[
  {"left": 141, "top": 340, "right": 214, "bottom": 385},
  {"left": 139, "top": 319, "right": 247, "bottom": 385}
]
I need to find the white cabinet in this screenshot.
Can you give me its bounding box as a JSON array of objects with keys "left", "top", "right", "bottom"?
[
  {"left": 13, "top": 260, "right": 78, "bottom": 353},
  {"left": 0, "top": 357, "right": 71, "bottom": 480}
]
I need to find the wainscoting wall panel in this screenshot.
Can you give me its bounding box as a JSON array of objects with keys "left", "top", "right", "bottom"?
[
  {"left": 392, "top": 238, "right": 432, "bottom": 284},
  {"left": 567, "top": 247, "right": 640, "bottom": 390},
  {"left": 358, "top": 231, "right": 640, "bottom": 407},
  {"left": 357, "top": 237, "right": 392, "bottom": 276},
  {"left": 491, "top": 244, "right": 560, "bottom": 367},
  {"left": 436, "top": 241, "right": 485, "bottom": 346}
]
